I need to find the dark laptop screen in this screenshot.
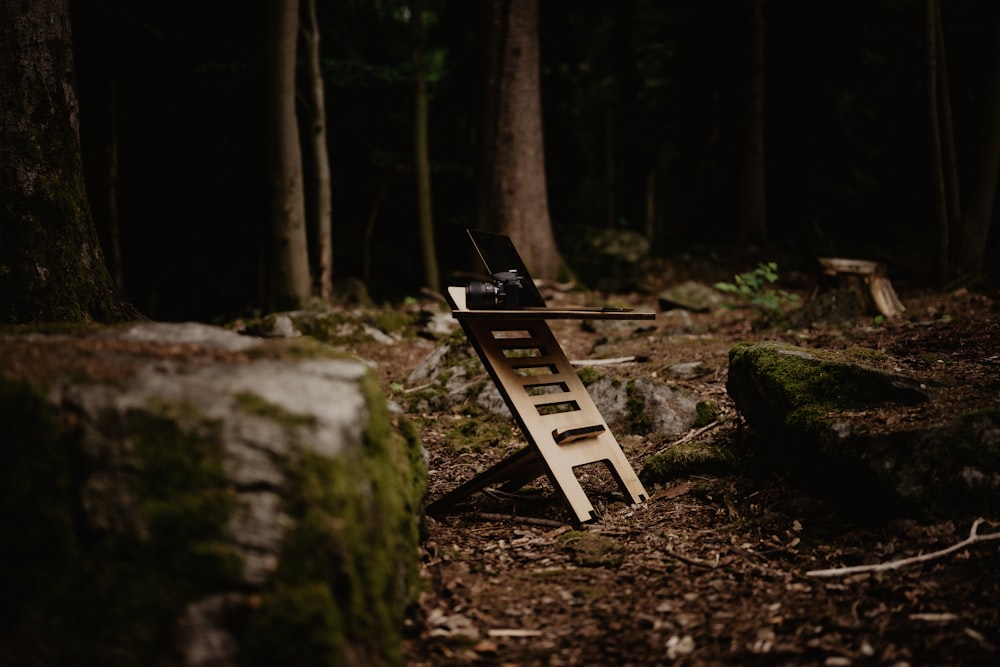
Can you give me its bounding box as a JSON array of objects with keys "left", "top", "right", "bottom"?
[{"left": 467, "top": 229, "right": 547, "bottom": 307}]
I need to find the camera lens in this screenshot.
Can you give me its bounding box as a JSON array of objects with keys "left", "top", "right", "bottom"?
[{"left": 466, "top": 281, "right": 500, "bottom": 309}]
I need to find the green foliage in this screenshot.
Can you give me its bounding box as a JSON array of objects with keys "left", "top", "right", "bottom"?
[{"left": 714, "top": 262, "right": 800, "bottom": 322}]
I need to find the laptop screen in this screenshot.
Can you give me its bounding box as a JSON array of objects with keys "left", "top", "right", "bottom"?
[{"left": 467, "top": 229, "right": 547, "bottom": 307}]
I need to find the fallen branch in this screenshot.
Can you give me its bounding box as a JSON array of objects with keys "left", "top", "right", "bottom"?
[
  {"left": 570, "top": 355, "right": 644, "bottom": 367},
  {"left": 806, "top": 518, "right": 1000, "bottom": 578},
  {"left": 663, "top": 547, "right": 719, "bottom": 569},
  {"left": 652, "top": 421, "right": 720, "bottom": 457},
  {"left": 471, "top": 512, "right": 568, "bottom": 529}
]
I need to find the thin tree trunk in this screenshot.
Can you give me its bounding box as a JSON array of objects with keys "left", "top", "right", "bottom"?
[
  {"left": 105, "top": 70, "right": 124, "bottom": 291},
  {"left": 645, "top": 170, "right": 657, "bottom": 242},
  {"left": 739, "top": 0, "right": 767, "bottom": 243},
  {"left": 263, "top": 0, "right": 311, "bottom": 309},
  {"left": 957, "top": 2, "right": 1000, "bottom": 277},
  {"left": 926, "top": 0, "right": 950, "bottom": 284},
  {"left": 300, "top": 0, "right": 332, "bottom": 302},
  {"left": 935, "top": 4, "right": 961, "bottom": 245},
  {"left": 477, "top": 0, "right": 560, "bottom": 280},
  {"left": 412, "top": 0, "right": 439, "bottom": 293}
]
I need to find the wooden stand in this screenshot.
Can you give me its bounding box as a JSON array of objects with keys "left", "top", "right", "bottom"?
[{"left": 426, "top": 286, "right": 655, "bottom": 524}]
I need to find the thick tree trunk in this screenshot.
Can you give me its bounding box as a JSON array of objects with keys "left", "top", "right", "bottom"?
[
  {"left": 0, "top": 0, "right": 128, "bottom": 323},
  {"left": 301, "top": 0, "right": 333, "bottom": 302},
  {"left": 263, "top": 0, "right": 311, "bottom": 310},
  {"left": 412, "top": 0, "right": 440, "bottom": 293},
  {"left": 477, "top": 0, "right": 560, "bottom": 280}
]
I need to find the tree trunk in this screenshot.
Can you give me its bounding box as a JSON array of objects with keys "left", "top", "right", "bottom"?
[
  {"left": 0, "top": 0, "right": 129, "bottom": 323},
  {"left": 412, "top": 0, "right": 440, "bottom": 293},
  {"left": 263, "top": 0, "right": 311, "bottom": 310},
  {"left": 477, "top": 0, "right": 560, "bottom": 280},
  {"left": 300, "top": 0, "right": 333, "bottom": 302},
  {"left": 739, "top": 0, "right": 767, "bottom": 244},
  {"left": 925, "top": 0, "right": 950, "bottom": 284},
  {"left": 956, "top": 2, "right": 1000, "bottom": 277}
]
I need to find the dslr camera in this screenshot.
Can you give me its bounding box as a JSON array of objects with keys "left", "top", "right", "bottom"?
[{"left": 466, "top": 270, "right": 525, "bottom": 309}]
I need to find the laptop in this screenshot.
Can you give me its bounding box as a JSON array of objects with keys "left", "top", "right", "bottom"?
[{"left": 466, "top": 228, "right": 632, "bottom": 312}]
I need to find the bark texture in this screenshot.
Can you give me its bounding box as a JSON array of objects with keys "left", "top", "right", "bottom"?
[
  {"left": 477, "top": 0, "right": 560, "bottom": 280},
  {"left": 0, "top": 0, "right": 125, "bottom": 323},
  {"left": 263, "top": 0, "right": 311, "bottom": 309}
]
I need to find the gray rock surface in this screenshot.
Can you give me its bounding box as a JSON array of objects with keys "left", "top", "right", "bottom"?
[
  {"left": 0, "top": 322, "right": 425, "bottom": 667},
  {"left": 407, "top": 334, "right": 698, "bottom": 437}
]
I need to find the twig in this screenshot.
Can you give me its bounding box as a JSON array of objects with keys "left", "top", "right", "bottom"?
[
  {"left": 806, "top": 518, "right": 1000, "bottom": 578},
  {"left": 652, "top": 421, "right": 720, "bottom": 457},
  {"left": 471, "top": 512, "right": 568, "bottom": 529},
  {"left": 662, "top": 547, "right": 719, "bottom": 569},
  {"left": 570, "top": 355, "right": 640, "bottom": 367}
]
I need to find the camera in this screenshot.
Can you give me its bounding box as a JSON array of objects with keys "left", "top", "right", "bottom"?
[{"left": 466, "top": 270, "right": 525, "bottom": 309}]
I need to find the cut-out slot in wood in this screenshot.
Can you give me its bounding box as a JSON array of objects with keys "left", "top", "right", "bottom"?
[
  {"left": 512, "top": 364, "right": 558, "bottom": 377},
  {"left": 491, "top": 329, "right": 535, "bottom": 339},
  {"left": 552, "top": 423, "right": 605, "bottom": 444},
  {"left": 502, "top": 346, "right": 545, "bottom": 358},
  {"left": 525, "top": 381, "right": 569, "bottom": 396},
  {"left": 536, "top": 400, "right": 580, "bottom": 416}
]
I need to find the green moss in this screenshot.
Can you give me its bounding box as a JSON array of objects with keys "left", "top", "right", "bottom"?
[
  {"left": 0, "top": 385, "right": 240, "bottom": 666},
  {"left": 728, "top": 341, "right": 925, "bottom": 435},
  {"left": 640, "top": 440, "right": 740, "bottom": 485},
  {"left": 625, "top": 378, "right": 653, "bottom": 435},
  {"left": 433, "top": 408, "right": 515, "bottom": 454},
  {"left": 373, "top": 309, "right": 416, "bottom": 335},
  {"left": 244, "top": 583, "right": 344, "bottom": 667},
  {"left": 240, "top": 369, "right": 425, "bottom": 667},
  {"left": 693, "top": 400, "right": 719, "bottom": 427},
  {"left": 234, "top": 390, "right": 317, "bottom": 427},
  {"left": 576, "top": 366, "right": 604, "bottom": 387}
]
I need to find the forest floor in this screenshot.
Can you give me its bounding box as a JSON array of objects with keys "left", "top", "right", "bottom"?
[{"left": 351, "top": 253, "right": 1000, "bottom": 667}]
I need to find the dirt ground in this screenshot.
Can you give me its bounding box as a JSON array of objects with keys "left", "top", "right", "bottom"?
[{"left": 352, "top": 258, "right": 1000, "bottom": 667}]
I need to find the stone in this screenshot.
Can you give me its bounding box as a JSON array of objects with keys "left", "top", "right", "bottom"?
[
  {"left": 657, "top": 280, "right": 724, "bottom": 313},
  {"left": 571, "top": 228, "right": 651, "bottom": 292},
  {"left": 0, "top": 323, "right": 426, "bottom": 667},
  {"left": 726, "top": 341, "right": 1000, "bottom": 517}
]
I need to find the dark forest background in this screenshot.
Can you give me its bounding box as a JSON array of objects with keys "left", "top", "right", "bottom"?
[{"left": 68, "top": 0, "right": 998, "bottom": 322}]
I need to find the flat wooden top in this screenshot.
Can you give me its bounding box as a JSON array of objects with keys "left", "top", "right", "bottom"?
[{"left": 446, "top": 286, "right": 656, "bottom": 321}]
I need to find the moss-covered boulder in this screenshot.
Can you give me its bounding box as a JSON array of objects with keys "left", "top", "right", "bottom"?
[
  {"left": 726, "top": 341, "right": 1000, "bottom": 517},
  {"left": 0, "top": 322, "right": 426, "bottom": 667}
]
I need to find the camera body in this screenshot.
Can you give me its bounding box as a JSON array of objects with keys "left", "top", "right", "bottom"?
[{"left": 466, "top": 270, "right": 525, "bottom": 309}]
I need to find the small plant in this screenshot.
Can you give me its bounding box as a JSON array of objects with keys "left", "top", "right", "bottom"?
[{"left": 714, "top": 261, "right": 800, "bottom": 320}]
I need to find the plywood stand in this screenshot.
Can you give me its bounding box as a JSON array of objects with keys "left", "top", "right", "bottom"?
[{"left": 426, "top": 287, "right": 654, "bottom": 524}]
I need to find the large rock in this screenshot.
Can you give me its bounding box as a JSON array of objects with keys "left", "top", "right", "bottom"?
[
  {"left": 406, "top": 335, "right": 698, "bottom": 437},
  {"left": 0, "top": 322, "right": 426, "bottom": 667},
  {"left": 571, "top": 228, "right": 651, "bottom": 292},
  {"left": 726, "top": 341, "right": 1000, "bottom": 517}
]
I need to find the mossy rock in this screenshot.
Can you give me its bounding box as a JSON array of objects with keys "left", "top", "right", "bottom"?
[
  {"left": 0, "top": 322, "right": 426, "bottom": 667},
  {"left": 641, "top": 440, "right": 741, "bottom": 486},
  {"left": 726, "top": 341, "right": 1000, "bottom": 518}
]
